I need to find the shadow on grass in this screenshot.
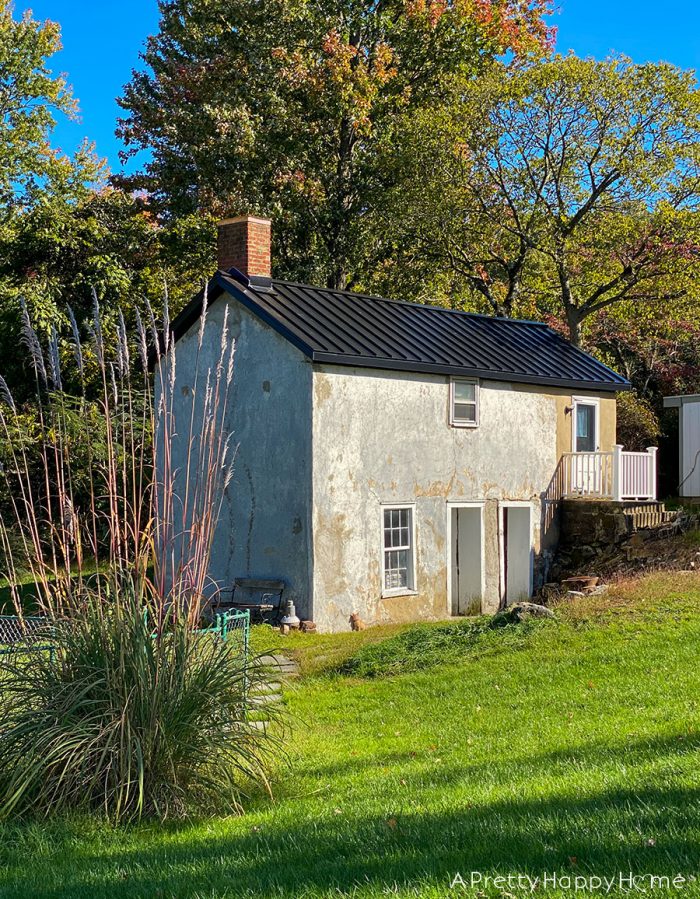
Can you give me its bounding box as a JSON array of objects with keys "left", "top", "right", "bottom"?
[
  {"left": 295, "top": 729, "right": 700, "bottom": 788},
  {"left": 0, "top": 579, "right": 43, "bottom": 615},
  {"left": 0, "top": 567, "right": 116, "bottom": 616},
  {"left": 1, "top": 732, "right": 699, "bottom": 898}
]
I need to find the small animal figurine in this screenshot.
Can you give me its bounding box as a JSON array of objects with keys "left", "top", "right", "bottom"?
[{"left": 349, "top": 612, "right": 366, "bottom": 632}]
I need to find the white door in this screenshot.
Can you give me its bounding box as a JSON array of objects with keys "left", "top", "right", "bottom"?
[
  {"left": 450, "top": 506, "right": 482, "bottom": 616},
  {"left": 501, "top": 504, "right": 533, "bottom": 606},
  {"left": 572, "top": 398, "right": 600, "bottom": 493},
  {"left": 681, "top": 403, "right": 700, "bottom": 497}
]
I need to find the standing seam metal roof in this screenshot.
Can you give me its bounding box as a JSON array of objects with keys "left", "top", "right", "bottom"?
[{"left": 168, "top": 269, "right": 629, "bottom": 393}]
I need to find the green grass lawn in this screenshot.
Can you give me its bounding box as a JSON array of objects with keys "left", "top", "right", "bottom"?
[{"left": 1, "top": 572, "right": 699, "bottom": 897}]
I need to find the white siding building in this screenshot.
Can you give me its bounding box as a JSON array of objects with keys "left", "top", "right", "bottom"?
[{"left": 664, "top": 394, "right": 700, "bottom": 498}]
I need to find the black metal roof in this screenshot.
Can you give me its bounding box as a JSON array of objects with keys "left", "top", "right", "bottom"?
[{"left": 168, "top": 269, "right": 629, "bottom": 393}]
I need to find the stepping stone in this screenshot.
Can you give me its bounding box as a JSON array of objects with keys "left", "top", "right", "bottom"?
[
  {"left": 249, "top": 693, "right": 283, "bottom": 707},
  {"left": 247, "top": 654, "right": 298, "bottom": 720},
  {"left": 258, "top": 654, "right": 300, "bottom": 678},
  {"left": 251, "top": 681, "right": 282, "bottom": 694}
]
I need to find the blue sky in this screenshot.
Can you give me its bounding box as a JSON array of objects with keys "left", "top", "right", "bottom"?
[{"left": 26, "top": 0, "right": 700, "bottom": 174}]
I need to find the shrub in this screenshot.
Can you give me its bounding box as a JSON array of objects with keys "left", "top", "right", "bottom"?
[{"left": 616, "top": 390, "right": 660, "bottom": 452}]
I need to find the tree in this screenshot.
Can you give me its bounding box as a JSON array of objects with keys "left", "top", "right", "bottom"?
[
  {"left": 389, "top": 56, "right": 700, "bottom": 343},
  {"left": 0, "top": 183, "right": 216, "bottom": 403},
  {"left": 590, "top": 309, "right": 700, "bottom": 400},
  {"left": 117, "top": 0, "right": 553, "bottom": 290},
  {"left": 0, "top": 2, "right": 79, "bottom": 215},
  {"left": 0, "top": 5, "right": 216, "bottom": 401},
  {"left": 614, "top": 390, "right": 661, "bottom": 452}
]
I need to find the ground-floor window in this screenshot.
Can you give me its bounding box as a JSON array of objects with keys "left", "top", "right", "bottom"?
[{"left": 381, "top": 505, "right": 416, "bottom": 595}]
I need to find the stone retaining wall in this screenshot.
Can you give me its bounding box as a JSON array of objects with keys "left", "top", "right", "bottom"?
[{"left": 560, "top": 499, "right": 632, "bottom": 549}]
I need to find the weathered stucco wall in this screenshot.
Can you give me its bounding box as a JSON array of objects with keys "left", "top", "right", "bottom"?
[
  {"left": 311, "top": 366, "right": 617, "bottom": 631},
  {"left": 166, "top": 297, "right": 313, "bottom": 616}
]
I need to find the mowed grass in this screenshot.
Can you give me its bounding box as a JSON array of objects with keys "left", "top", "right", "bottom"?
[{"left": 0, "top": 572, "right": 699, "bottom": 897}]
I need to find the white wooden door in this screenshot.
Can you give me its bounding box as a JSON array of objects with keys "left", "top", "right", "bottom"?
[
  {"left": 571, "top": 398, "right": 600, "bottom": 492},
  {"left": 501, "top": 505, "right": 533, "bottom": 605},
  {"left": 450, "top": 507, "right": 482, "bottom": 616}
]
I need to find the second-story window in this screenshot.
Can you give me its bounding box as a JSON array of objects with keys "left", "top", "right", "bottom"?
[{"left": 450, "top": 378, "right": 479, "bottom": 427}]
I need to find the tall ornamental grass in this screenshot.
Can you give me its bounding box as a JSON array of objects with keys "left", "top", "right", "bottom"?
[{"left": 0, "top": 291, "right": 278, "bottom": 821}]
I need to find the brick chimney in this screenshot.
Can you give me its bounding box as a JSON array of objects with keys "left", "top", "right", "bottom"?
[{"left": 217, "top": 215, "right": 272, "bottom": 278}]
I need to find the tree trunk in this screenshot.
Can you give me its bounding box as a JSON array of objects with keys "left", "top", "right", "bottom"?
[
  {"left": 325, "top": 113, "right": 356, "bottom": 291},
  {"left": 556, "top": 250, "right": 582, "bottom": 346},
  {"left": 328, "top": 265, "right": 348, "bottom": 291},
  {"left": 565, "top": 306, "right": 583, "bottom": 347}
]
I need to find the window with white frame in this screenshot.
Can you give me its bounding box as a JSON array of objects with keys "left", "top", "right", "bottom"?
[
  {"left": 450, "top": 378, "right": 479, "bottom": 427},
  {"left": 382, "top": 506, "right": 415, "bottom": 594}
]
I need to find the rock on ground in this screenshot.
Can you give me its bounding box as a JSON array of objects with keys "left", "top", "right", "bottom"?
[{"left": 493, "top": 602, "right": 556, "bottom": 625}]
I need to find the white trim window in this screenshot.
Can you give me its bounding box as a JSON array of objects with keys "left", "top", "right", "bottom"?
[
  {"left": 381, "top": 505, "right": 416, "bottom": 595},
  {"left": 450, "top": 378, "right": 479, "bottom": 427}
]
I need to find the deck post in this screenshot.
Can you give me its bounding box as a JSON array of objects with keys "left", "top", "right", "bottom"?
[
  {"left": 647, "top": 446, "right": 658, "bottom": 501},
  {"left": 612, "top": 444, "right": 624, "bottom": 501}
]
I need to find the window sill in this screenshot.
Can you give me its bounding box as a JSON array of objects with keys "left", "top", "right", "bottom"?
[
  {"left": 450, "top": 421, "right": 479, "bottom": 429},
  {"left": 381, "top": 588, "right": 419, "bottom": 599}
]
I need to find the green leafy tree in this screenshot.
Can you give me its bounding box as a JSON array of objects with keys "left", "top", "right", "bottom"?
[
  {"left": 0, "top": 4, "right": 103, "bottom": 394},
  {"left": 387, "top": 56, "right": 700, "bottom": 343},
  {"left": 0, "top": 5, "right": 215, "bottom": 401},
  {"left": 117, "top": 0, "right": 553, "bottom": 290},
  {"left": 614, "top": 391, "right": 661, "bottom": 453},
  {"left": 0, "top": 1, "right": 79, "bottom": 213},
  {"left": 0, "top": 186, "right": 215, "bottom": 402}
]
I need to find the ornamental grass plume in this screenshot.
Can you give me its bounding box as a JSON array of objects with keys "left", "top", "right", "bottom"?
[{"left": 0, "top": 290, "right": 279, "bottom": 821}]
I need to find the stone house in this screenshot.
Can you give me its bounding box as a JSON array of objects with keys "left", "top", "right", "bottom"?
[{"left": 165, "top": 215, "right": 657, "bottom": 632}]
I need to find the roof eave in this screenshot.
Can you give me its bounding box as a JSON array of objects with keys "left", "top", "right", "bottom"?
[
  {"left": 151, "top": 271, "right": 317, "bottom": 370},
  {"left": 147, "top": 276, "right": 226, "bottom": 370},
  {"left": 664, "top": 394, "right": 700, "bottom": 407},
  {"left": 310, "top": 352, "right": 630, "bottom": 393}
]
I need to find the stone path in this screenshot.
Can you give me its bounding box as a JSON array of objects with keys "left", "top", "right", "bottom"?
[
  {"left": 248, "top": 653, "right": 299, "bottom": 729},
  {"left": 258, "top": 654, "right": 300, "bottom": 679}
]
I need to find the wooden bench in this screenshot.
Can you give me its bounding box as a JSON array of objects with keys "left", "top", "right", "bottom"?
[{"left": 215, "top": 578, "right": 286, "bottom": 623}]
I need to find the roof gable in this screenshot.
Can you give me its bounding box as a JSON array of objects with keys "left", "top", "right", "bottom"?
[{"left": 168, "top": 270, "right": 629, "bottom": 393}]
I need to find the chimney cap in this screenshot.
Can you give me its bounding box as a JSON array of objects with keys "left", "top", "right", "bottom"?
[{"left": 218, "top": 214, "right": 271, "bottom": 226}]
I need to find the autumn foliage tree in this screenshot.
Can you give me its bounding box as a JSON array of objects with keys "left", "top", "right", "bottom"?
[
  {"left": 386, "top": 56, "right": 700, "bottom": 344},
  {"left": 117, "top": 0, "right": 554, "bottom": 290},
  {"left": 590, "top": 310, "right": 700, "bottom": 401},
  {"left": 588, "top": 309, "right": 700, "bottom": 457}
]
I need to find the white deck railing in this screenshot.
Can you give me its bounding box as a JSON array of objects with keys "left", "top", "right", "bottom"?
[{"left": 559, "top": 445, "right": 658, "bottom": 501}]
